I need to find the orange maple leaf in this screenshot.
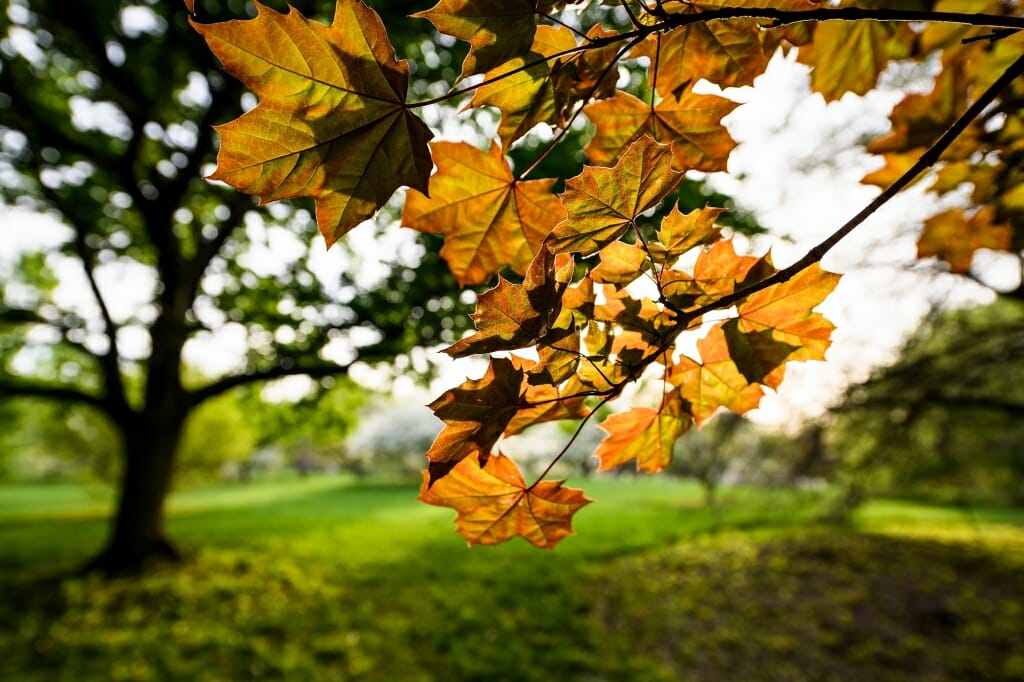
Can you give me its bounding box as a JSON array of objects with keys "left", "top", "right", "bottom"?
[
  {"left": 425, "top": 357, "right": 527, "bottom": 483},
  {"left": 414, "top": 0, "right": 540, "bottom": 81},
  {"left": 669, "top": 324, "right": 763, "bottom": 426},
  {"left": 661, "top": 238, "right": 764, "bottom": 311},
  {"left": 636, "top": 18, "right": 768, "bottom": 96},
  {"left": 443, "top": 247, "right": 571, "bottom": 357},
  {"left": 651, "top": 205, "right": 724, "bottom": 265},
  {"left": 468, "top": 25, "right": 578, "bottom": 148},
  {"left": 402, "top": 141, "right": 565, "bottom": 286},
  {"left": 192, "top": 0, "right": 432, "bottom": 246},
  {"left": 917, "top": 207, "right": 1013, "bottom": 274},
  {"left": 419, "top": 453, "right": 591, "bottom": 548},
  {"left": 546, "top": 136, "right": 683, "bottom": 256},
  {"left": 594, "top": 390, "right": 691, "bottom": 473},
  {"left": 583, "top": 90, "right": 737, "bottom": 173},
  {"left": 591, "top": 240, "right": 651, "bottom": 285},
  {"left": 734, "top": 263, "right": 840, "bottom": 376}
]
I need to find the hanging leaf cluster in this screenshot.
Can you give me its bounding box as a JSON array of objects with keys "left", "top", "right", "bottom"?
[{"left": 190, "top": 0, "right": 1024, "bottom": 547}]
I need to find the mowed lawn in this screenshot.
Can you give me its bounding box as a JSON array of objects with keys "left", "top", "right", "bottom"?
[{"left": 2, "top": 476, "right": 1023, "bottom": 681}]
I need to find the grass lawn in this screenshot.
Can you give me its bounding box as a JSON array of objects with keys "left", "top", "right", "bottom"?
[{"left": 1, "top": 475, "right": 1023, "bottom": 681}]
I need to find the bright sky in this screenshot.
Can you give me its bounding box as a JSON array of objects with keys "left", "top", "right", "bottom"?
[{"left": 0, "top": 48, "right": 1002, "bottom": 428}]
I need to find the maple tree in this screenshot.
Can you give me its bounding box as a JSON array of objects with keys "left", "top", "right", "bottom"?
[{"left": 191, "top": 0, "right": 1024, "bottom": 548}]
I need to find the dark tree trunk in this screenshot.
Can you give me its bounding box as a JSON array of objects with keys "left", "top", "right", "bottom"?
[{"left": 81, "top": 421, "right": 186, "bottom": 575}]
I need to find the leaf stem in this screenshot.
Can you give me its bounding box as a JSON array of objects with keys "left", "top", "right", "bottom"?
[
  {"left": 528, "top": 392, "right": 617, "bottom": 490},
  {"left": 515, "top": 37, "right": 641, "bottom": 181}
]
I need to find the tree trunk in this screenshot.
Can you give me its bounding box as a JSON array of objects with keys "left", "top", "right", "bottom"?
[{"left": 80, "top": 422, "right": 184, "bottom": 576}]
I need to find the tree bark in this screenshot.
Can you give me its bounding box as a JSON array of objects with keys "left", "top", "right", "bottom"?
[{"left": 80, "top": 419, "right": 185, "bottom": 576}]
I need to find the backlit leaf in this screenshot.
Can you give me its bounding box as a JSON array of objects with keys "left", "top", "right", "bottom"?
[
  {"left": 917, "top": 207, "right": 1013, "bottom": 274},
  {"left": 584, "top": 90, "right": 738, "bottom": 172},
  {"left": 591, "top": 240, "right": 650, "bottom": 285},
  {"left": 797, "top": 20, "right": 897, "bottom": 102},
  {"left": 402, "top": 141, "right": 565, "bottom": 285},
  {"left": 669, "top": 324, "right": 763, "bottom": 426},
  {"left": 638, "top": 18, "right": 768, "bottom": 95},
  {"left": 653, "top": 205, "right": 724, "bottom": 265},
  {"left": 444, "top": 247, "right": 570, "bottom": 357},
  {"left": 425, "top": 357, "right": 527, "bottom": 483},
  {"left": 594, "top": 389, "right": 691, "bottom": 472},
  {"left": 661, "top": 239, "right": 763, "bottom": 311},
  {"left": 468, "top": 25, "right": 578, "bottom": 148},
  {"left": 414, "top": 0, "right": 539, "bottom": 81},
  {"left": 734, "top": 262, "right": 840, "bottom": 378},
  {"left": 546, "top": 136, "right": 683, "bottom": 255},
  {"left": 419, "top": 453, "right": 591, "bottom": 548},
  {"left": 192, "top": 0, "right": 432, "bottom": 246}
]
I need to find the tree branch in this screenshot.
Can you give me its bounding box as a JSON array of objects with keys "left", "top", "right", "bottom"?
[
  {"left": 64, "top": 216, "right": 130, "bottom": 415},
  {"left": 679, "top": 50, "right": 1024, "bottom": 328},
  {"left": 0, "top": 306, "right": 98, "bottom": 361},
  {"left": 186, "top": 361, "right": 355, "bottom": 408},
  {"left": 0, "top": 377, "right": 117, "bottom": 418}
]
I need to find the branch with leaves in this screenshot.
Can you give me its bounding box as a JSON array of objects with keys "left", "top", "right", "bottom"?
[{"left": 190, "top": 0, "right": 1024, "bottom": 548}]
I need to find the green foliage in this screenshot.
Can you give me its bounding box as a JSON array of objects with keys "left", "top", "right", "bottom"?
[
  {"left": 1, "top": 477, "right": 1023, "bottom": 680},
  {"left": 827, "top": 299, "right": 1024, "bottom": 505},
  {"left": 0, "top": 399, "right": 119, "bottom": 482}
]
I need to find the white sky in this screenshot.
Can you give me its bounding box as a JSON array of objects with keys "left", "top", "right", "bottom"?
[{"left": 0, "top": 50, "right": 1003, "bottom": 428}]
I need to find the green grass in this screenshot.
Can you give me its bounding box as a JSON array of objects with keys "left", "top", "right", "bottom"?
[{"left": 1, "top": 476, "right": 1023, "bottom": 681}]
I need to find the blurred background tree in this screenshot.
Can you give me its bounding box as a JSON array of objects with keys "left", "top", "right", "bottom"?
[
  {"left": 0, "top": 0, "right": 473, "bottom": 574},
  {"left": 821, "top": 298, "right": 1024, "bottom": 509}
]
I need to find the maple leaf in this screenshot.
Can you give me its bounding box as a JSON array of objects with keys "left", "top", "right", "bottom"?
[
  {"left": 468, "top": 25, "right": 577, "bottom": 148},
  {"left": 402, "top": 141, "right": 565, "bottom": 285},
  {"left": 419, "top": 453, "right": 591, "bottom": 548},
  {"left": 192, "top": 1, "right": 432, "bottom": 246},
  {"left": 444, "top": 247, "right": 570, "bottom": 357},
  {"left": 797, "top": 20, "right": 913, "bottom": 102},
  {"left": 591, "top": 240, "right": 651, "bottom": 285},
  {"left": 583, "top": 90, "right": 738, "bottom": 173},
  {"left": 414, "top": 0, "right": 539, "bottom": 81},
  {"left": 661, "top": 239, "right": 764, "bottom": 311},
  {"left": 425, "top": 357, "right": 527, "bottom": 483},
  {"left": 505, "top": 375, "right": 590, "bottom": 436},
  {"left": 183, "top": 0, "right": 195, "bottom": 13},
  {"left": 651, "top": 205, "right": 724, "bottom": 265},
  {"left": 636, "top": 18, "right": 768, "bottom": 96},
  {"left": 669, "top": 324, "right": 764, "bottom": 426},
  {"left": 546, "top": 136, "right": 683, "bottom": 256},
  {"left": 730, "top": 262, "right": 840, "bottom": 386},
  {"left": 917, "top": 207, "right": 1013, "bottom": 274},
  {"left": 594, "top": 390, "right": 691, "bottom": 473}
]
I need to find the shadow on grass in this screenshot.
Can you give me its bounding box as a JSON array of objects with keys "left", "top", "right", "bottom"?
[
  {"left": 2, "top": 480, "right": 1023, "bottom": 681},
  {"left": 2, "top": 529, "right": 1023, "bottom": 682}
]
